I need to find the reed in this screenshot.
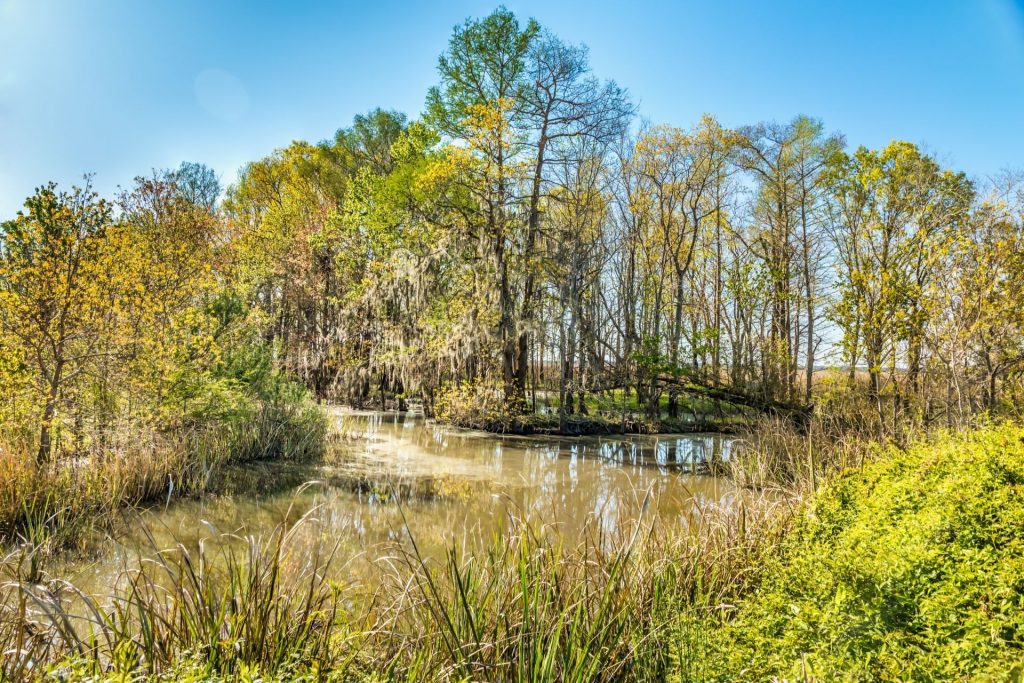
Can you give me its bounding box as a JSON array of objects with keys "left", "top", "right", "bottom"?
[
  {"left": 363, "top": 497, "right": 786, "bottom": 682},
  {"left": 1, "top": 508, "right": 345, "bottom": 680},
  {"left": 0, "top": 489, "right": 786, "bottom": 681},
  {"left": 0, "top": 399, "right": 328, "bottom": 559},
  {"left": 727, "top": 415, "right": 877, "bottom": 492}
]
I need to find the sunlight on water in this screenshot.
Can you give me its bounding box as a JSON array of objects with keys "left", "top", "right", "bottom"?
[{"left": 66, "top": 410, "right": 742, "bottom": 595}]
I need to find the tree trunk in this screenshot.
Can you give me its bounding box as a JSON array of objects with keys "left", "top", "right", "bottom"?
[{"left": 38, "top": 363, "right": 63, "bottom": 465}]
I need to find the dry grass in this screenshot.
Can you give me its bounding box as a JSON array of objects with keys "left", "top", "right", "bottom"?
[
  {"left": 0, "top": 442, "right": 202, "bottom": 561},
  {"left": 0, "top": 401, "right": 327, "bottom": 562},
  {"left": 0, "top": 489, "right": 790, "bottom": 681},
  {"left": 727, "top": 414, "right": 881, "bottom": 493}
]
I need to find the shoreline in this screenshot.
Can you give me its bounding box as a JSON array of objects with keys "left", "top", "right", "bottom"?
[{"left": 337, "top": 405, "right": 744, "bottom": 437}]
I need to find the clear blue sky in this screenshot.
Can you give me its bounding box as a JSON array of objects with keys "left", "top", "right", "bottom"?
[{"left": 1, "top": 0, "right": 1022, "bottom": 217}]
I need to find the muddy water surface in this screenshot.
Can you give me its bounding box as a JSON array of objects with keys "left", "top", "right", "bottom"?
[{"left": 67, "top": 409, "right": 740, "bottom": 592}]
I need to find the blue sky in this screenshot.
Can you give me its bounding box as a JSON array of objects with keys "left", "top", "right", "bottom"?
[{"left": 1, "top": 0, "right": 1022, "bottom": 217}]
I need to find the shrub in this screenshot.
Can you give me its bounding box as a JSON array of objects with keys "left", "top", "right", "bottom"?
[
  {"left": 689, "top": 423, "right": 1024, "bottom": 681},
  {"left": 434, "top": 379, "right": 517, "bottom": 428}
]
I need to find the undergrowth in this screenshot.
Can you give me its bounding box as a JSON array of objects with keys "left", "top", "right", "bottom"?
[{"left": 677, "top": 423, "right": 1024, "bottom": 681}]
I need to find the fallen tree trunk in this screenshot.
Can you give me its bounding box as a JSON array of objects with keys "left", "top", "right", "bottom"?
[{"left": 655, "top": 374, "right": 814, "bottom": 430}]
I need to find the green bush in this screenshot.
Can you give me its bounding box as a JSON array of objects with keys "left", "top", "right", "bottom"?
[
  {"left": 163, "top": 292, "right": 328, "bottom": 464},
  {"left": 685, "top": 424, "right": 1024, "bottom": 681}
]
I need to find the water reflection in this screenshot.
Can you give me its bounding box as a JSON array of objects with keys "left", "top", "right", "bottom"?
[{"left": 67, "top": 410, "right": 739, "bottom": 594}]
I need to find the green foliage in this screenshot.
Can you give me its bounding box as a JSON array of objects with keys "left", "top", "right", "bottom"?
[
  {"left": 687, "top": 424, "right": 1024, "bottom": 681},
  {"left": 0, "top": 176, "right": 327, "bottom": 549},
  {"left": 425, "top": 6, "right": 540, "bottom": 137}
]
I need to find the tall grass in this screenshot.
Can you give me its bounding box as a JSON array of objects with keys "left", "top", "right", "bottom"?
[
  {"left": 727, "top": 415, "right": 878, "bottom": 492},
  {"left": 1, "top": 509, "right": 343, "bottom": 680},
  {"left": 0, "top": 443, "right": 201, "bottom": 559},
  {"left": 0, "top": 490, "right": 787, "bottom": 681},
  {"left": 226, "top": 391, "right": 328, "bottom": 464},
  {"left": 367, "top": 498, "right": 786, "bottom": 682},
  {"left": 374, "top": 511, "right": 670, "bottom": 681},
  {"left": 0, "top": 399, "right": 328, "bottom": 560}
]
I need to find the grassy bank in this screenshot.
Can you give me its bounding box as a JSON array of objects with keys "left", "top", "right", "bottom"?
[
  {"left": 679, "top": 422, "right": 1024, "bottom": 681},
  {"left": 0, "top": 394, "right": 327, "bottom": 561},
  {"left": 3, "top": 423, "right": 1024, "bottom": 680}
]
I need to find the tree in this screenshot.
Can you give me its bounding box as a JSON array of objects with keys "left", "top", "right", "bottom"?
[
  {"left": 938, "top": 173, "right": 1024, "bottom": 417},
  {"left": 224, "top": 111, "right": 407, "bottom": 397},
  {"left": 425, "top": 7, "right": 538, "bottom": 403},
  {"left": 735, "top": 117, "right": 842, "bottom": 404},
  {"left": 612, "top": 117, "right": 737, "bottom": 416},
  {"left": 825, "top": 142, "right": 972, "bottom": 429},
  {"left": 169, "top": 161, "right": 221, "bottom": 212},
  {"left": 0, "top": 183, "right": 119, "bottom": 462},
  {"left": 515, "top": 30, "right": 632, "bottom": 397}
]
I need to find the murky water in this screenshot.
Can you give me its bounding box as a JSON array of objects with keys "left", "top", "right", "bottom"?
[{"left": 66, "top": 409, "right": 739, "bottom": 592}]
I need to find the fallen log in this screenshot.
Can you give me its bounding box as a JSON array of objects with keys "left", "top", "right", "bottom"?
[{"left": 655, "top": 374, "right": 814, "bottom": 429}]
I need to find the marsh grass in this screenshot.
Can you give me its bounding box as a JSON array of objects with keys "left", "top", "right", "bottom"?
[
  {"left": 0, "top": 443, "right": 201, "bottom": 561},
  {"left": 0, "top": 400, "right": 328, "bottom": 562},
  {"left": 0, "top": 485, "right": 787, "bottom": 682},
  {"left": 1, "top": 510, "right": 345, "bottom": 681},
  {"left": 727, "top": 415, "right": 878, "bottom": 492},
  {"left": 374, "top": 505, "right": 673, "bottom": 681}
]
